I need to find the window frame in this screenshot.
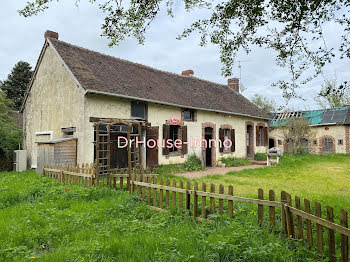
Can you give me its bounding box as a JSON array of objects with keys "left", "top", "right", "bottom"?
[
  {"left": 131, "top": 101, "right": 147, "bottom": 120},
  {"left": 182, "top": 108, "right": 196, "bottom": 122}
]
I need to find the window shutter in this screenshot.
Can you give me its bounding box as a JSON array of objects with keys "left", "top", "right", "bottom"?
[
  {"left": 231, "top": 129, "right": 235, "bottom": 152},
  {"left": 256, "top": 125, "right": 259, "bottom": 146},
  {"left": 264, "top": 127, "right": 268, "bottom": 146},
  {"left": 162, "top": 124, "right": 170, "bottom": 155},
  {"left": 219, "top": 128, "right": 224, "bottom": 153},
  {"left": 182, "top": 125, "right": 188, "bottom": 154}
]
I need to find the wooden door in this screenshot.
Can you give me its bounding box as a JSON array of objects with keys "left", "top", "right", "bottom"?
[
  {"left": 322, "top": 137, "right": 334, "bottom": 155},
  {"left": 146, "top": 126, "right": 159, "bottom": 170}
]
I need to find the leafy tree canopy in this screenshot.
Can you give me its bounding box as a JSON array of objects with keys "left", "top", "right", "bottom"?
[
  {"left": 251, "top": 94, "right": 277, "bottom": 113},
  {"left": 315, "top": 77, "right": 350, "bottom": 109},
  {"left": 1, "top": 61, "right": 33, "bottom": 110},
  {"left": 0, "top": 92, "right": 22, "bottom": 159},
  {"left": 19, "top": 0, "right": 350, "bottom": 99}
]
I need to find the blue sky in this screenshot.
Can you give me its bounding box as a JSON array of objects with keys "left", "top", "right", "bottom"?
[{"left": 1, "top": 1, "right": 349, "bottom": 110}]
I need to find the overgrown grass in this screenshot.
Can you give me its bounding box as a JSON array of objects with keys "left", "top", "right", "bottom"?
[
  {"left": 220, "top": 156, "right": 251, "bottom": 167},
  {"left": 0, "top": 171, "right": 319, "bottom": 261},
  {"left": 189, "top": 154, "right": 350, "bottom": 215},
  {"left": 157, "top": 154, "right": 204, "bottom": 175},
  {"left": 254, "top": 153, "right": 267, "bottom": 161}
]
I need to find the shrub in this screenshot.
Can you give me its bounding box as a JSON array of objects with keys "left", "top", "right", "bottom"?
[
  {"left": 220, "top": 157, "right": 250, "bottom": 167},
  {"left": 184, "top": 154, "right": 203, "bottom": 171},
  {"left": 156, "top": 154, "right": 204, "bottom": 175},
  {"left": 254, "top": 153, "right": 267, "bottom": 161}
]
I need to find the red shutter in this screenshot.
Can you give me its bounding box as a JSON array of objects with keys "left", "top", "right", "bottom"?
[
  {"left": 162, "top": 124, "right": 170, "bottom": 155},
  {"left": 219, "top": 128, "right": 224, "bottom": 153},
  {"left": 256, "top": 125, "right": 259, "bottom": 146},
  {"left": 231, "top": 129, "right": 235, "bottom": 152},
  {"left": 182, "top": 125, "right": 188, "bottom": 154}
]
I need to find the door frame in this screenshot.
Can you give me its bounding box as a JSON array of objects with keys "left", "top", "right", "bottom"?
[
  {"left": 320, "top": 135, "right": 335, "bottom": 155},
  {"left": 246, "top": 121, "right": 254, "bottom": 158},
  {"left": 202, "top": 122, "right": 216, "bottom": 167}
]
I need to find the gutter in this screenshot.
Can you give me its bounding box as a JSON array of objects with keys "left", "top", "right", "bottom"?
[{"left": 85, "top": 90, "right": 271, "bottom": 121}]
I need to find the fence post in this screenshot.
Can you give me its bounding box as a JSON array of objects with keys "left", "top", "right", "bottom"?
[
  {"left": 228, "top": 185, "right": 234, "bottom": 219},
  {"left": 172, "top": 179, "right": 177, "bottom": 207},
  {"left": 179, "top": 180, "right": 184, "bottom": 210},
  {"left": 304, "top": 198, "right": 313, "bottom": 249},
  {"left": 340, "top": 209, "right": 349, "bottom": 262},
  {"left": 127, "top": 173, "right": 131, "bottom": 192},
  {"left": 219, "top": 184, "right": 224, "bottom": 214},
  {"left": 281, "top": 191, "right": 287, "bottom": 234},
  {"left": 285, "top": 193, "right": 295, "bottom": 238},
  {"left": 147, "top": 177, "right": 151, "bottom": 205},
  {"left": 295, "top": 196, "right": 303, "bottom": 239},
  {"left": 185, "top": 181, "right": 191, "bottom": 210},
  {"left": 159, "top": 177, "right": 164, "bottom": 209},
  {"left": 315, "top": 202, "right": 323, "bottom": 254},
  {"left": 153, "top": 177, "right": 157, "bottom": 207},
  {"left": 165, "top": 179, "right": 170, "bottom": 209},
  {"left": 193, "top": 182, "right": 198, "bottom": 220},
  {"left": 258, "top": 188, "right": 264, "bottom": 227},
  {"left": 269, "top": 190, "right": 275, "bottom": 228},
  {"left": 210, "top": 184, "right": 215, "bottom": 214},
  {"left": 202, "top": 182, "right": 207, "bottom": 219},
  {"left": 327, "top": 205, "right": 336, "bottom": 262}
]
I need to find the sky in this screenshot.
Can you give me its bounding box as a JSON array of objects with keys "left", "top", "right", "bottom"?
[{"left": 1, "top": 1, "right": 350, "bottom": 110}]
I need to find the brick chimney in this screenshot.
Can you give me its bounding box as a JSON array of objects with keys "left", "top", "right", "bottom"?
[
  {"left": 182, "top": 70, "right": 194, "bottom": 77},
  {"left": 228, "top": 78, "right": 239, "bottom": 92},
  {"left": 44, "top": 30, "right": 59, "bottom": 40}
]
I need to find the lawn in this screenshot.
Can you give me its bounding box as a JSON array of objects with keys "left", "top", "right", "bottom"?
[
  {"left": 0, "top": 171, "right": 318, "bottom": 261},
  {"left": 162, "top": 154, "right": 350, "bottom": 217}
]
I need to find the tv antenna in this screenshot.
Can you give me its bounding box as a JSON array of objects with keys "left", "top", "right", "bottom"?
[{"left": 236, "top": 59, "right": 254, "bottom": 92}]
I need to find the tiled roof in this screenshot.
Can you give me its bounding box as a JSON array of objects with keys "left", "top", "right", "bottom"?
[
  {"left": 270, "top": 106, "right": 350, "bottom": 127},
  {"left": 48, "top": 37, "right": 270, "bottom": 120}
]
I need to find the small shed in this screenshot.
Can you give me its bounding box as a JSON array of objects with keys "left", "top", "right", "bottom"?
[{"left": 37, "top": 137, "right": 77, "bottom": 173}]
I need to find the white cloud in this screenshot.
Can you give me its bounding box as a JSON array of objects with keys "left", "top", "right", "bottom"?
[{"left": 1, "top": 1, "right": 350, "bottom": 111}]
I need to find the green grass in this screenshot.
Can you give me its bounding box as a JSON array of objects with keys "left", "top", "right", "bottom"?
[
  {"left": 220, "top": 157, "right": 251, "bottom": 167},
  {"left": 0, "top": 171, "right": 319, "bottom": 261},
  {"left": 178, "top": 154, "right": 350, "bottom": 215}
]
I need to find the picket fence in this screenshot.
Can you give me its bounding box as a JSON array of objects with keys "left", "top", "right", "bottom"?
[{"left": 43, "top": 164, "right": 349, "bottom": 262}]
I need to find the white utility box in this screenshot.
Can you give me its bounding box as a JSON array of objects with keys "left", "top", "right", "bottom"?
[{"left": 13, "top": 150, "right": 27, "bottom": 172}]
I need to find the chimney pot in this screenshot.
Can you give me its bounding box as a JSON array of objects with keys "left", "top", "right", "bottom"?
[
  {"left": 181, "top": 70, "right": 194, "bottom": 77},
  {"left": 44, "top": 30, "right": 59, "bottom": 40},
  {"left": 228, "top": 78, "right": 239, "bottom": 92}
]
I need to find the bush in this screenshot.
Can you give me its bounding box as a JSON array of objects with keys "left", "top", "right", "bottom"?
[
  {"left": 156, "top": 154, "right": 204, "bottom": 175},
  {"left": 220, "top": 157, "right": 250, "bottom": 167},
  {"left": 184, "top": 154, "right": 203, "bottom": 171},
  {"left": 254, "top": 153, "right": 267, "bottom": 161}
]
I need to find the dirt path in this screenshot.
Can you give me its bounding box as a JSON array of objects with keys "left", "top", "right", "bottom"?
[{"left": 174, "top": 164, "right": 266, "bottom": 179}]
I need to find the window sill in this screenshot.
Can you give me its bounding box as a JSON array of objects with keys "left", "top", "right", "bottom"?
[{"left": 168, "top": 151, "right": 182, "bottom": 157}]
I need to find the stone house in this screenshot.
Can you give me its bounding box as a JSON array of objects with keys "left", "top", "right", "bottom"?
[
  {"left": 21, "top": 31, "right": 269, "bottom": 171},
  {"left": 269, "top": 107, "right": 350, "bottom": 154}
]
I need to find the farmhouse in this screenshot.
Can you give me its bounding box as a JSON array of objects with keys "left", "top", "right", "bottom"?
[
  {"left": 21, "top": 30, "right": 269, "bottom": 173},
  {"left": 269, "top": 107, "right": 350, "bottom": 154}
]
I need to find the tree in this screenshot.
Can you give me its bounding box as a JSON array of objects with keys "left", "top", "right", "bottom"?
[
  {"left": 282, "top": 118, "right": 314, "bottom": 154},
  {"left": 315, "top": 77, "right": 350, "bottom": 109},
  {"left": 1, "top": 61, "right": 33, "bottom": 110},
  {"left": 19, "top": 1, "right": 350, "bottom": 99},
  {"left": 251, "top": 94, "right": 277, "bottom": 113},
  {"left": 0, "top": 92, "right": 22, "bottom": 159}
]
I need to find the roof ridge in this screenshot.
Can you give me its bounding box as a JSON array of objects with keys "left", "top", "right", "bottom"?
[{"left": 48, "top": 37, "right": 233, "bottom": 90}]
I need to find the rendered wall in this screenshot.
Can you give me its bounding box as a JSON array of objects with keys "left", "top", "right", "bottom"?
[
  {"left": 269, "top": 125, "right": 349, "bottom": 154},
  {"left": 83, "top": 94, "right": 268, "bottom": 165},
  {"left": 23, "top": 44, "right": 85, "bottom": 168}
]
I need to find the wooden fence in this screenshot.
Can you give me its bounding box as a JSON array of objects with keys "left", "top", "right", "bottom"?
[{"left": 43, "top": 164, "right": 349, "bottom": 262}]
